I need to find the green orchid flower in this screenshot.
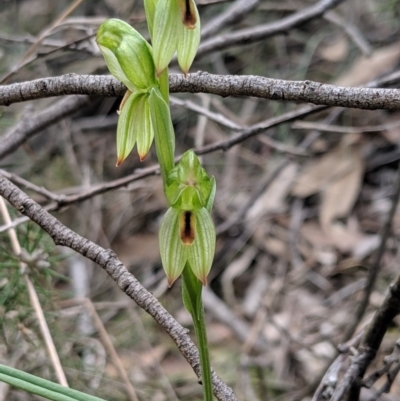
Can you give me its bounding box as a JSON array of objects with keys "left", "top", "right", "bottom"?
[
  {"left": 149, "top": 0, "right": 201, "bottom": 76},
  {"left": 96, "top": 18, "right": 156, "bottom": 92},
  {"left": 159, "top": 151, "right": 216, "bottom": 286},
  {"left": 96, "top": 19, "right": 158, "bottom": 165},
  {"left": 116, "top": 92, "right": 154, "bottom": 165}
]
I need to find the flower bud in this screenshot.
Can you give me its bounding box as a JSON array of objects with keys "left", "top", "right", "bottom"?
[{"left": 96, "top": 18, "right": 157, "bottom": 91}]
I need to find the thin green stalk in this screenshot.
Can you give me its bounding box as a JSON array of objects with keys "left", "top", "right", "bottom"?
[
  {"left": 0, "top": 374, "right": 76, "bottom": 401},
  {"left": 159, "top": 67, "right": 170, "bottom": 103},
  {"left": 149, "top": 87, "right": 175, "bottom": 184},
  {"left": 182, "top": 266, "right": 213, "bottom": 401},
  {"left": 192, "top": 296, "right": 213, "bottom": 401},
  {"left": 0, "top": 364, "right": 107, "bottom": 401}
]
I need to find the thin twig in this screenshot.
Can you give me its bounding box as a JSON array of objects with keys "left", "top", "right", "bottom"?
[
  {"left": 83, "top": 299, "right": 139, "bottom": 401},
  {"left": 170, "top": 96, "right": 242, "bottom": 130},
  {"left": 196, "top": 0, "right": 347, "bottom": 57},
  {"left": 201, "top": 0, "right": 259, "bottom": 40},
  {"left": 0, "top": 95, "right": 89, "bottom": 160},
  {"left": 0, "top": 170, "right": 63, "bottom": 202},
  {"left": 330, "top": 270, "right": 400, "bottom": 401},
  {"left": 311, "top": 333, "right": 363, "bottom": 401},
  {"left": 324, "top": 11, "right": 372, "bottom": 56},
  {"left": 363, "top": 339, "right": 400, "bottom": 389},
  {"left": 291, "top": 120, "right": 400, "bottom": 134},
  {"left": 0, "top": 0, "right": 87, "bottom": 83},
  {"left": 216, "top": 160, "right": 288, "bottom": 235}
]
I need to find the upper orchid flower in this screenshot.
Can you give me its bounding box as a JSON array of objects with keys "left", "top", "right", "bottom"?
[
  {"left": 96, "top": 19, "right": 156, "bottom": 92},
  {"left": 147, "top": 0, "right": 201, "bottom": 76},
  {"left": 96, "top": 19, "right": 158, "bottom": 165}
]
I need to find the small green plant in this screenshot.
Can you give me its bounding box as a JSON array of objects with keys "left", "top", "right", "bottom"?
[{"left": 96, "top": 1, "right": 215, "bottom": 400}]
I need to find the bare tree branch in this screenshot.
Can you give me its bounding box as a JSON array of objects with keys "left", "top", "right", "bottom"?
[
  {"left": 2, "top": 73, "right": 400, "bottom": 110},
  {"left": 310, "top": 164, "right": 400, "bottom": 401},
  {"left": 0, "top": 75, "right": 112, "bottom": 106},
  {"left": 324, "top": 11, "right": 372, "bottom": 56},
  {"left": 363, "top": 339, "right": 400, "bottom": 390},
  {"left": 0, "top": 176, "right": 237, "bottom": 401},
  {"left": 311, "top": 334, "right": 363, "bottom": 401},
  {"left": 312, "top": 266, "right": 400, "bottom": 401},
  {"left": 171, "top": 73, "right": 400, "bottom": 110},
  {"left": 0, "top": 95, "right": 89, "bottom": 159},
  {"left": 343, "top": 162, "right": 400, "bottom": 342},
  {"left": 328, "top": 271, "right": 400, "bottom": 401},
  {"left": 196, "top": 0, "right": 347, "bottom": 57}
]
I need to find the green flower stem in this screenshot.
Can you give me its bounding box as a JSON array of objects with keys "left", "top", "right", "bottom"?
[
  {"left": 149, "top": 88, "right": 175, "bottom": 184},
  {"left": 159, "top": 67, "right": 170, "bottom": 103},
  {"left": 182, "top": 266, "right": 213, "bottom": 401},
  {"left": 0, "top": 364, "right": 107, "bottom": 401}
]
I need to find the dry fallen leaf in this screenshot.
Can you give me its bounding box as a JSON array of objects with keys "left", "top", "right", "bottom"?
[
  {"left": 263, "top": 236, "right": 287, "bottom": 257},
  {"left": 292, "top": 134, "right": 362, "bottom": 198},
  {"left": 320, "top": 148, "right": 364, "bottom": 232},
  {"left": 294, "top": 135, "right": 365, "bottom": 251},
  {"left": 334, "top": 41, "right": 400, "bottom": 87},
  {"left": 319, "top": 34, "right": 349, "bottom": 62},
  {"left": 247, "top": 162, "right": 298, "bottom": 219},
  {"left": 301, "top": 222, "right": 332, "bottom": 247}
]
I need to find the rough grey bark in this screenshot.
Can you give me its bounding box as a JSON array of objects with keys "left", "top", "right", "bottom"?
[
  {"left": 0, "top": 75, "right": 115, "bottom": 106},
  {"left": 1, "top": 73, "right": 400, "bottom": 110},
  {"left": 0, "top": 176, "right": 237, "bottom": 401}
]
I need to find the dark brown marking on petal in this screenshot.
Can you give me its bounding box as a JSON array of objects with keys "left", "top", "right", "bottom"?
[
  {"left": 185, "top": 0, "right": 191, "bottom": 21},
  {"left": 182, "top": 0, "right": 197, "bottom": 29},
  {"left": 180, "top": 211, "right": 195, "bottom": 245}
]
